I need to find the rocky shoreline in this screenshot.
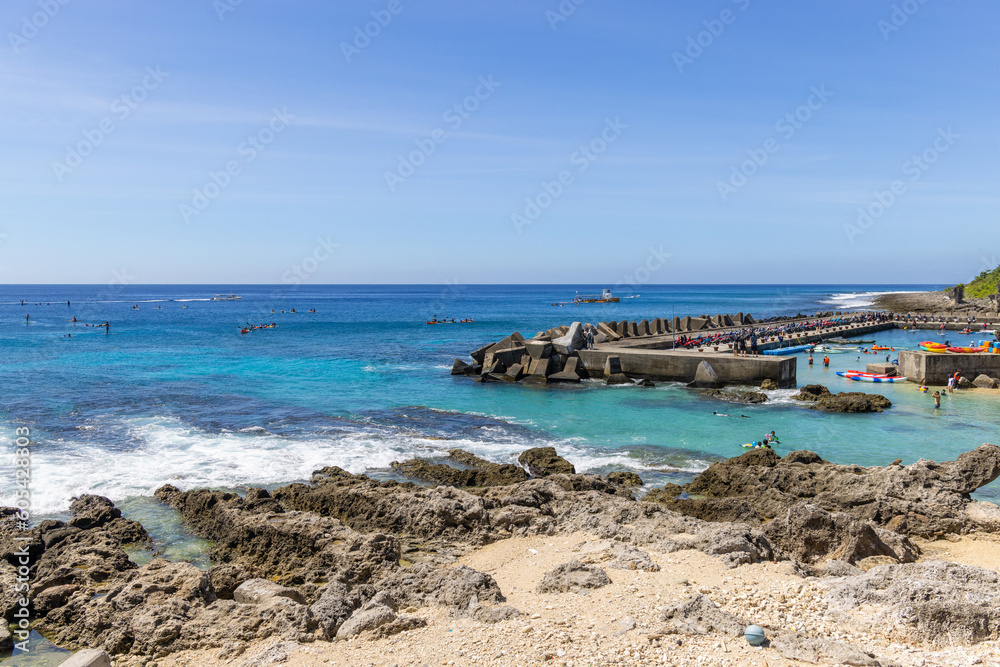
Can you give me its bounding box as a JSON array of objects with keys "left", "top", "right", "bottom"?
[
  {"left": 873, "top": 290, "right": 1000, "bottom": 317},
  {"left": 3, "top": 445, "right": 1000, "bottom": 666}
]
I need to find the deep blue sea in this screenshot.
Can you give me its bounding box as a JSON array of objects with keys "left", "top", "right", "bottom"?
[{"left": 2, "top": 283, "right": 999, "bottom": 521}]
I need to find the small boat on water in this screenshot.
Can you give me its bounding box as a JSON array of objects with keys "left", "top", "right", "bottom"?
[
  {"left": 946, "top": 346, "right": 985, "bottom": 354},
  {"left": 837, "top": 371, "right": 907, "bottom": 383},
  {"left": 212, "top": 294, "right": 242, "bottom": 301},
  {"left": 828, "top": 338, "right": 875, "bottom": 344},
  {"left": 573, "top": 289, "right": 620, "bottom": 304}
]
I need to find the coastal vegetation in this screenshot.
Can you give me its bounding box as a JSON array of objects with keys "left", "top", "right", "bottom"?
[{"left": 950, "top": 264, "right": 1000, "bottom": 299}]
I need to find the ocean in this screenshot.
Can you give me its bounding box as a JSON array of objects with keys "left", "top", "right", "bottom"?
[{"left": 2, "top": 283, "right": 998, "bottom": 521}]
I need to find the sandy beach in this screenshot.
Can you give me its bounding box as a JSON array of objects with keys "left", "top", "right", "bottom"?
[{"left": 150, "top": 531, "right": 1000, "bottom": 667}]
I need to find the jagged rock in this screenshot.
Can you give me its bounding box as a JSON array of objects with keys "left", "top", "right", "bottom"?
[
  {"left": 377, "top": 563, "right": 505, "bottom": 609},
  {"left": 634, "top": 378, "right": 655, "bottom": 387},
  {"left": 606, "top": 472, "right": 643, "bottom": 488},
  {"left": 451, "top": 359, "right": 469, "bottom": 375},
  {"left": 792, "top": 384, "right": 833, "bottom": 401},
  {"left": 958, "top": 376, "right": 973, "bottom": 389},
  {"left": 811, "top": 392, "right": 892, "bottom": 413},
  {"left": 822, "top": 559, "right": 864, "bottom": 577},
  {"left": 606, "top": 373, "right": 632, "bottom": 385},
  {"left": 209, "top": 563, "right": 255, "bottom": 600},
  {"left": 655, "top": 497, "right": 760, "bottom": 525},
  {"left": 760, "top": 378, "right": 778, "bottom": 390},
  {"left": 573, "top": 540, "right": 660, "bottom": 572},
  {"left": 447, "top": 450, "right": 530, "bottom": 485},
  {"left": 688, "top": 361, "right": 723, "bottom": 388},
  {"left": 551, "top": 322, "right": 584, "bottom": 355},
  {"left": 68, "top": 495, "right": 149, "bottom": 545},
  {"left": 518, "top": 447, "right": 575, "bottom": 477},
  {"left": 658, "top": 594, "right": 745, "bottom": 637},
  {"left": 309, "top": 582, "right": 371, "bottom": 639},
  {"left": 825, "top": 561, "right": 1000, "bottom": 644},
  {"left": 234, "top": 579, "right": 307, "bottom": 606},
  {"left": 157, "top": 485, "right": 402, "bottom": 586},
  {"left": 676, "top": 445, "right": 1000, "bottom": 538},
  {"left": 762, "top": 503, "right": 918, "bottom": 565},
  {"left": 0, "top": 625, "right": 11, "bottom": 653},
  {"left": 536, "top": 559, "right": 610, "bottom": 593},
  {"left": 703, "top": 389, "right": 767, "bottom": 404},
  {"left": 973, "top": 374, "right": 998, "bottom": 389},
  {"left": 772, "top": 633, "right": 880, "bottom": 665},
  {"left": 336, "top": 603, "right": 396, "bottom": 639}
]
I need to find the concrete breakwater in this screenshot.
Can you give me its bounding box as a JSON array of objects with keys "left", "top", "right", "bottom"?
[{"left": 452, "top": 311, "right": 892, "bottom": 388}]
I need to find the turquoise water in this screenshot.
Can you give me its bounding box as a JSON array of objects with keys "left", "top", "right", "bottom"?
[
  {"left": 1, "top": 283, "right": 998, "bottom": 517},
  {"left": 2, "top": 283, "right": 999, "bottom": 662}
]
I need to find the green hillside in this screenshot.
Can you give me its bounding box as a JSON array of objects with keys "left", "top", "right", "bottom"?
[{"left": 961, "top": 265, "right": 1000, "bottom": 299}]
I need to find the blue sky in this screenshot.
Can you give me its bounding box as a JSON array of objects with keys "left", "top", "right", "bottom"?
[{"left": 0, "top": 0, "right": 997, "bottom": 285}]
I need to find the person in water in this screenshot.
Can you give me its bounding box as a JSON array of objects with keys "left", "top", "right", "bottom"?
[
  {"left": 933, "top": 390, "right": 941, "bottom": 408},
  {"left": 823, "top": 355, "right": 830, "bottom": 366},
  {"left": 807, "top": 354, "right": 814, "bottom": 365}
]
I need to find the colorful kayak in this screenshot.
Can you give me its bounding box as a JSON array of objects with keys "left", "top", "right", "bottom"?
[
  {"left": 840, "top": 373, "right": 908, "bottom": 383},
  {"left": 946, "top": 346, "right": 985, "bottom": 354},
  {"left": 919, "top": 341, "right": 946, "bottom": 349}
]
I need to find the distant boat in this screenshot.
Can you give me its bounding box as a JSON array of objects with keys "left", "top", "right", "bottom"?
[
  {"left": 211, "top": 294, "right": 242, "bottom": 301},
  {"left": 573, "top": 289, "right": 620, "bottom": 304}
]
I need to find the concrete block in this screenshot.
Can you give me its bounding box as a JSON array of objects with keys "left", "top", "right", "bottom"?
[
  {"left": 652, "top": 318, "right": 662, "bottom": 334},
  {"left": 672, "top": 316, "right": 681, "bottom": 332},
  {"left": 688, "top": 361, "right": 723, "bottom": 388},
  {"left": 689, "top": 317, "right": 709, "bottom": 331},
  {"left": 528, "top": 358, "right": 551, "bottom": 377},
  {"left": 525, "top": 340, "right": 552, "bottom": 360},
  {"left": 639, "top": 320, "right": 650, "bottom": 336},
  {"left": 619, "top": 320, "right": 629, "bottom": 337},
  {"left": 495, "top": 346, "right": 526, "bottom": 368},
  {"left": 552, "top": 322, "right": 584, "bottom": 355},
  {"left": 470, "top": 342, "right": 492, "bottom": 365},
  {"left": 451, "top": 359, "right": 470, "bottom": 375},
  {"left": 604, "top": 356, "right": 623, "bottom": 377},
  {"left": 595, "top": 322, "right": 621, "bottom": 341},
  {"left": 680, "top": 316, "right": 692, "bottom": 331},
  {"left": 628, "top": 321, "right": 639, "bottom": 337},
  {"left": 59, "top": 650, "right": 111, "bottom": 667},
  {"left": 506, "top": 363, "right": 525, "bottom": 381}
]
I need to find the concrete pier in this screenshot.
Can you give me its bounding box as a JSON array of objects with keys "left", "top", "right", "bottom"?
[
  {"left": 577, "top": 348, "right": 797, "bottom": 387},
  {"left": 898, "top": 350, "right": 1000, "bottom": 385}
]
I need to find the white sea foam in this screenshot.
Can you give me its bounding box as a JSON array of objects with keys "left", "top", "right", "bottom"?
[
  {"left": 0, "top": 412, "right": 713, "bottom": 515},
  {"left": 819, "top": 290, "right": 919, "bottom": 310}
]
